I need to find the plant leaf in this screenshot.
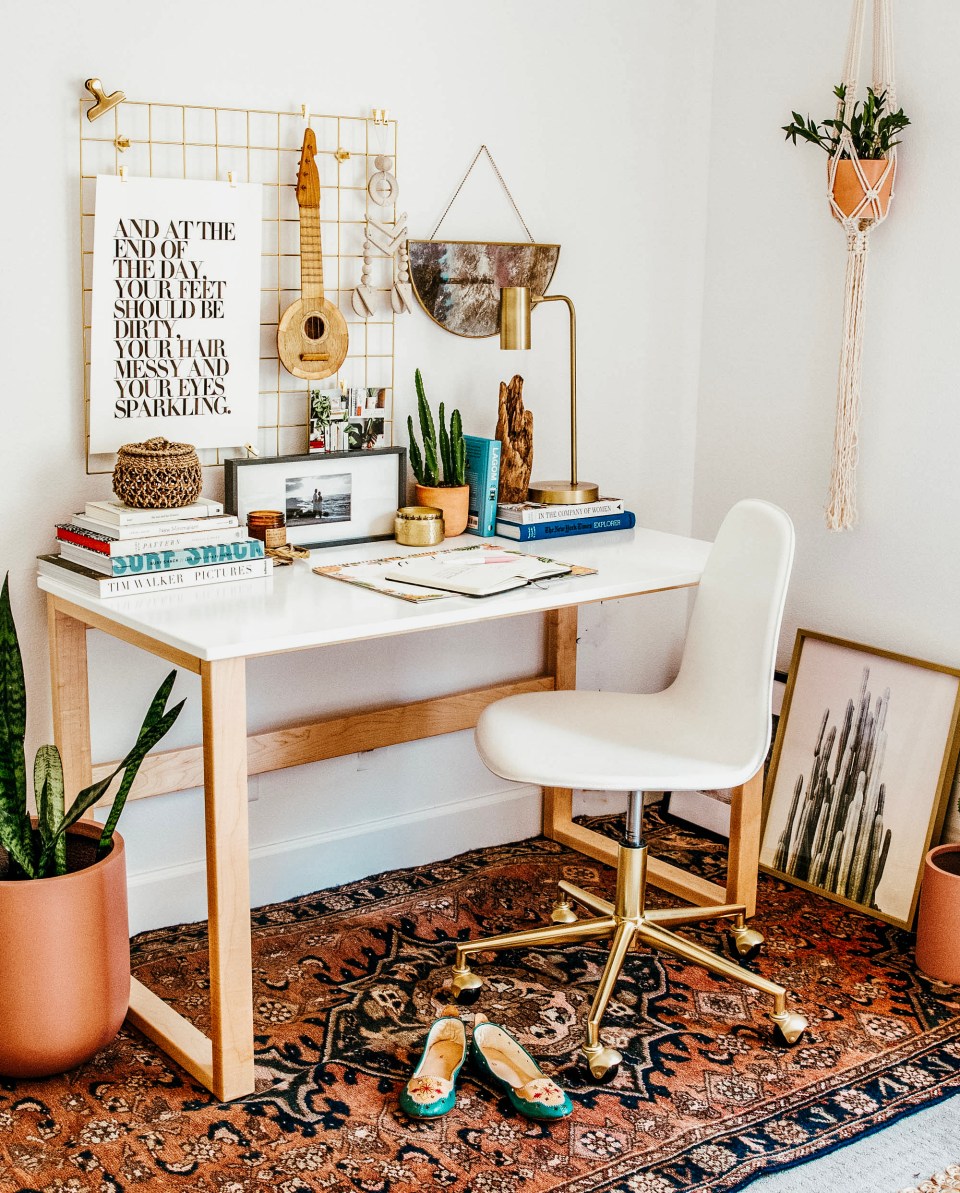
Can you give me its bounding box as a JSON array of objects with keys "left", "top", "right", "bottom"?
[
  {"left": 96, "top": 698, "right": 185, "bottom": 856},
  {"left": 0, "top": 575, "right": 34, "bottom": 877},
  {"left": 41, "top": 707, "right": 185, "bottom": 870},
  {"left": 438, "top": 402, "right": 452, "bottom": 483},
  {"left": 35, "top": 745, "right": 66, "bottom": 876},
  {"left": 407, "top": 415, "right": 424, "bottom": 484}
]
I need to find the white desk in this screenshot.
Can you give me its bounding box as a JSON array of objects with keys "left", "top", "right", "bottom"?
[{"left": 39, "top": 527, "right": 730, "bottom": 1101}]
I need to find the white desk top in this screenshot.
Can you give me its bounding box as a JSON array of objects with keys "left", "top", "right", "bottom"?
[{"left": 37, "top": 527, "right": 710, "bottom": 662}]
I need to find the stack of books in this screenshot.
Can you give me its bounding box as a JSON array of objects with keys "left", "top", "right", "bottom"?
[
  {"left": 495, "top": 497, "right": 635, "bottom": 542},
  {"left": 39, "top": 497, "right": 272, "bottom": 598}
]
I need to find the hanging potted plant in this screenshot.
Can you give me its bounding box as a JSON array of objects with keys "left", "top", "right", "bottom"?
[
  {"left": 783, "top": 83, "right": 909, "bottom": 218},
  {"left": 0, "top": 575, "right": 184, "bottom": 1077},
  {"left": 407, "top": 368, "right": 469, "bottom": 537}
]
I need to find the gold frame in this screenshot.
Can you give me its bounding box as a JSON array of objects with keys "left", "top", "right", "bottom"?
[
  {"left": 79, "top": 97, "right": 399, "bottom": 474},
  {"left": 761, "top": 629, "right": 960, "bottom": 929}
]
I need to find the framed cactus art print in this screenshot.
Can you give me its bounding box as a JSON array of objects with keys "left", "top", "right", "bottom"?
[{"left": 760, "top": 630, "right": 960, "bottom": 929}]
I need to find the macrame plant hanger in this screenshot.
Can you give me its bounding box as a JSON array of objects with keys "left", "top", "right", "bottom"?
[{"left": 824, "top": 0, "right": 898, "bottom": 531}]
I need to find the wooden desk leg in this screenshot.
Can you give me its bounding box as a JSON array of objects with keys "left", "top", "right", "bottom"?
[
  {"left": 726, "top": 767, "right": 764, "bottom": 919},
  {"left": 542, "top": 607, "right": 578, "bottom": 838},
  {"left": 46, "top": 599, "right": 93, "bottom": 813},
  {"left": 201, "top": 657, "right": 255, "bottom": 1101}
]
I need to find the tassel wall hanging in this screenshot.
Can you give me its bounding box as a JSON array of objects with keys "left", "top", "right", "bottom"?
[{"left": 783, "top": 0, "right": 908, "bottom": 530}]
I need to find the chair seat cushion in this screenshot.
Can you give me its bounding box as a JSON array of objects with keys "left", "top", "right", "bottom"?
[{"left": 475, "top": 690, "right": 762, "bottom": 793}]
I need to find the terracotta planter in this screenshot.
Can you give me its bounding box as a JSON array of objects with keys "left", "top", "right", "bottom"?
[
  {"left": 414, "top": 484, "right": 470, "bottom": 538},
  {"left": 915, "top": 843, "right": 960, "bottom": 986},
  {"left": 0, "top": 821, "right": 130, "bottom": 1077},
  {"left": 831, "top": 158, "right": 894, "bottom": 219}
]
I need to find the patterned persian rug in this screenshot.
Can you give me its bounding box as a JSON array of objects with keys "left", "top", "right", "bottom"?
[{"left": 1, "top": 807, "right": 958, "bottom": 1193}]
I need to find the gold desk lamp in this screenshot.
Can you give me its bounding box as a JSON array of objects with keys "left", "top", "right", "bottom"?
[{"left": 499, "top": 286, "right": 599, "bottom": 504}]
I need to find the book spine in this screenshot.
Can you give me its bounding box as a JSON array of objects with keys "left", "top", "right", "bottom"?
[
  {"left": 57, "top": 524, "right": 247, "bottom": 555},
  {"left": 497, "top": 498, "right": 624, "bottom": 524},
  {"left": 464, "top": 436, "right": 502, "bottom": 537},
  {"left": 85, "top": 499, "right": 224, "bottom": 525},
  {"left": 99, "top": 558, "right": 270, "bottom": 595},
  {"left": 74, "top": 514, "right": 240, "bottom": 539},
  {"left": 96, "top": 539, "right": 265, "bottom": 576},
  {"left": 496, "top": 512, "right": 636, "bottom": 541}
]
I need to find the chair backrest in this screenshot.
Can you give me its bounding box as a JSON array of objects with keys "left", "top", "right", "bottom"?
[{"left": 670, "top": 499, "right": 795, "bottom": 781}]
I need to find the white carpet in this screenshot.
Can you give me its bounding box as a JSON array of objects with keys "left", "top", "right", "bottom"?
[{"left": 750, "top": 1095, "right": 960, "bottom": 1192}]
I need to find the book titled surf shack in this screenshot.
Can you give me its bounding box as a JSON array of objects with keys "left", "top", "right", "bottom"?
[{"left": 106, "top": 538, "right": 263, "bottom": 577}]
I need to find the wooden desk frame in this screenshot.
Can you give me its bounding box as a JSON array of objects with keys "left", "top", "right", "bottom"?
[{"left": 46, "top": 588, "right": 759, "bottom": 1102}]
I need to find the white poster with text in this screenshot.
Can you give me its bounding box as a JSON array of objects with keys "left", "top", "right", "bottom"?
[{"left": 89, "top": 175, "right": 262, "bottom": 453}]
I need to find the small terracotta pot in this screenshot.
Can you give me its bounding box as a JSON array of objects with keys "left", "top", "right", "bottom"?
[
  {"left": 0, "top": 820, "right": 130, "bottom": 1077},
  {"left": 915, "top": 843, "right": 960, "bottom": 986},
  {"left": 831, "top": 158, "right": 894, "bottom": 219},
  {"left": 414, "top": 484, "right": 470, "bottom": 538}
]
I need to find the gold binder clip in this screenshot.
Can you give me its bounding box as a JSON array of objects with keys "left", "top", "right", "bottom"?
[
  {"left": 84, "top": 77, "right": 125, "bottom": 122},
  {"left": 372, "top": 108, "right": 388, "bottom": 125},
  {"left": 227, "top": 170, "right": 237, "bottom": 187}
]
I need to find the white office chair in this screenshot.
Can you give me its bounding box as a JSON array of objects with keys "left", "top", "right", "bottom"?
[{"left": 452, "top": 499, "right": 807, "bottom": 1079}]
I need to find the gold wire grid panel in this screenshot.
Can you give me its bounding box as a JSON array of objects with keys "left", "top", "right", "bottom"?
[{"left": 79, "top": 98, "right": 398, "bottom": 475}]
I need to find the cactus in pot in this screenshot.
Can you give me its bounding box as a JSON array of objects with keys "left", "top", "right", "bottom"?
[{"left": 408, "top": 368, "right": 466, "bottom": 488}]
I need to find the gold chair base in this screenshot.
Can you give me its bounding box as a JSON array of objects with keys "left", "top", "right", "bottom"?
[{"left": 452, "top": 841, "right": 807, "bottom": 1078}]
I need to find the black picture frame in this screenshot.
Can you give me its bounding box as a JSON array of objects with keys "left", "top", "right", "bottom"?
[{"left": 224, "top": 447, "right": 406, "bottom": 550}]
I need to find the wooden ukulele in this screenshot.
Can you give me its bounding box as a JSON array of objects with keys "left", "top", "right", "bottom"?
[{"left": 277, "top": 128, "right": 349, "bottom": 380}]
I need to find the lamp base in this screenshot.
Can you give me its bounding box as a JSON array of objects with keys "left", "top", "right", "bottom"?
[{"left": 526, "top": 479, "right": 600, "bottom": 504}]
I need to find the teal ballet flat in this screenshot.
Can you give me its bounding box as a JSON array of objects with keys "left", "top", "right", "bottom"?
[
  {"left": 398, "top": 1016, "right": 468, "bottom": 1119},
  {"left": 471, "top": 1021, "right": 573, "bottom": 1120}
]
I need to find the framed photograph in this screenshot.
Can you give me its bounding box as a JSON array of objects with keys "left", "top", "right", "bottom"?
[
  {"left": 224, "top": 447, "right": 406, "bottom": 550},
  {"left": 760, "top": 630, "right": 960, "bottom": 928}
]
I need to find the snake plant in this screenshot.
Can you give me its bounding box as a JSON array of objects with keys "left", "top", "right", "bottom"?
[
  {"left": 0, "top": 574, "right": 184, "bottom": 880},
  {"left": 407, "top": 368, "right": 466, "bottom": 487}
]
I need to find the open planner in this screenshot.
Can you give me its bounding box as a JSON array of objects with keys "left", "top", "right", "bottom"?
[{"left": 383, "top": 549, "right": 572, "bottom": 597}]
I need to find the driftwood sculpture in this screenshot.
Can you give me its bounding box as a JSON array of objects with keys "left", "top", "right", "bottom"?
[{"left": 495, "top": 374, "right": 534, "bottom": 503}]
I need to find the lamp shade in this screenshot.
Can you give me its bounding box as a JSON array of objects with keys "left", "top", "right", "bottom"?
[{"left": 500, "top": 286, "right": 532, "bottom": 350}]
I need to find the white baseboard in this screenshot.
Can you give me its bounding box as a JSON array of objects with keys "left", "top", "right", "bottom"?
[{"left": 127, "top": 783, "right": 542, "bottom": 935}]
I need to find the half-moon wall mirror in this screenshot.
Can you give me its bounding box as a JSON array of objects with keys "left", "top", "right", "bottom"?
[{"left": 407, "top": 240, "right": 561, "bottom": 338}]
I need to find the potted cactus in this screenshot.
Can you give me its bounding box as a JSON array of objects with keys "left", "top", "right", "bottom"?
[
  {"left": 407, "top": 368, "right": 469, "bottom": 537},
  {"left": 783, "top": 83, "right": 909, "bottom": 218},
  {"left": 0, "top": 574, "right": 184, "bottom": 1077}
]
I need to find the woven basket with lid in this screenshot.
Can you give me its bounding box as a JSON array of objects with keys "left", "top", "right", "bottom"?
[{"left": 112, "top": 437, "right": 203, "bottom": 509}]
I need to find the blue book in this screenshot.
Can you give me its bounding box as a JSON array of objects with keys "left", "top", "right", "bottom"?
[
  {"left": 495, "top": 511, "right": 636, "bottom": 541},
  {"left": 464, "top": 435, "right": 502, "bottom": 537}
]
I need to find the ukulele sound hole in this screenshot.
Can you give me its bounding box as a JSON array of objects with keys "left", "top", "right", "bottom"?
[{"left": 303, "top": 314, "right": 326, "bottom": 341}]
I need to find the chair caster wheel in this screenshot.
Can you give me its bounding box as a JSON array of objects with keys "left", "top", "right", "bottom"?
[
  {"left": 551, "top": 899, "right": 579, "bottom": 925},
  {"left": 583, "top": 1044, "right": 622, "bottom": 1083},
  {"left": 771, "top": 1010, "right": 807, "bottom": 1046},
  {"left": 729, "top": 925, "right": 764, "bottom": 963},
  {"left": 451, "top": 968, "right": 483, "bottom": 1005}
]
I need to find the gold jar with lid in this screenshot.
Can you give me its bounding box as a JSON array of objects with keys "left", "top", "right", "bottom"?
[
  {"left": 394, "top": 505, "right": 444, "bottom": 547},
  {"left": 247, "top": 509, "right": 287, "bottom": 549}
]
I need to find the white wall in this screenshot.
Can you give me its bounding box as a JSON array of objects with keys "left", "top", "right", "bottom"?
[
  {"left": 695, "top": 0, "right": 960, "bottom": 839},
  {"left": 1, "top": 2, "right": 717, "bottom": 929}
]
